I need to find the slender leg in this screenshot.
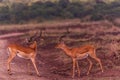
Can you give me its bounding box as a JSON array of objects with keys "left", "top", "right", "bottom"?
[
  {"left": 72, "top": 58, "right": 76, "bottom": 78},
  {"left": 7, "top": 53, "right": 16, "bottom": 75},
  {"left": 27, "top": 62, "right": 33, "bottom": 75},
  {"left": 89, "top": 51, "right": 104, "bottom": 72},
  {"left": 76, "top": 61, "right": 80, "bottom": 77},
  {"left": 93, "top": 57, "right": 104, "bottom": 72},
  {"left": 31, "top": 58, "right": 40, "bottom": 76},
  {"left": 87, "top": 58, "right": 93, "bottom": 75}
]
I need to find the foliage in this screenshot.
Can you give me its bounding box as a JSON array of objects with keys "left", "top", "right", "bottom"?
[{"left": 0, "top": 0, "right": 120, "bottom": 24}]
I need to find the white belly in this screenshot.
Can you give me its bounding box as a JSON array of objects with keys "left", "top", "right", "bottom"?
[
  {"left": 77, "top": 53, "right": 89, "bottom": 60},
  {"left": 16, "top": 50, "right": 31, "bottom": 59},
  {"left": 17, "top": 53, "right": 30, "bottom": 59}
]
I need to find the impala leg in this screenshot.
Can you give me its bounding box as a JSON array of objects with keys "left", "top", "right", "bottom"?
[
  {"left": 90, "top": 51, "right": 104, "bottom": 72},
  {"left": 27, "top": 62, "right": 33, "bottom": 75},
  {"left": 76, "top": 61, "right": 80, "bottom": 77},
  {"left": 93, "top": 57, "right": 103, "bottom": 72},
  {"left": 72, "top": 58, "right": 76, "bottom": 78},
  {"left": 31, "top": 58, "right": 40, "bottom": 77},
  {"left": 87, "top": 58, "right": 93, "bottom": 75},
  {"left": 7, "top": 53, "right": 16, "bottom": 75}
]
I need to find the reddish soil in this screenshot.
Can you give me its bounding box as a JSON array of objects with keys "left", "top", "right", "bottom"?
[{"left": 0, "top": 33, "right": 120, "bottom": 80}]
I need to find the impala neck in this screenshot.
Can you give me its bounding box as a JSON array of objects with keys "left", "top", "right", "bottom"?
[
  {"left": 29, "top": 41, "right": 37, "bottom": 51},
  {"left": 61, "top": 45, "right": 71, "bottom": 56}
]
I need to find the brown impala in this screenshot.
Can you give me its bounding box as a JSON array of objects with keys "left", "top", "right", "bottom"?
[
  {"left": 56, "top": 41, "right": 104, "bottom": 78},
  {"left": 7, "top": 41, "right": 40, "bottom": 76}
]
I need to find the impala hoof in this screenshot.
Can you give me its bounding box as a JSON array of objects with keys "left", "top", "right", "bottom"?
[
  {"left": 37, "top": 74, "right": 41, "bottom": 77},
  {"left": 8, "top": 70, "right": 12, "bottom": 75},
  {"left": 102, "top": 70, "right": 104, "bottom": 73},
  {"left": 72, "top": 76, "right": 75, "bottom": 79},
  {"left": 87, "top": 72, "right": 89, "bottom": 75},
  {"left": 8, "top": 72, "right": 12, "bottom": 75}
]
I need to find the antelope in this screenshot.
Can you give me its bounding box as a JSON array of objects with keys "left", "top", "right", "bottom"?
[
  {"left": 7, "top": 30, "right": 42, "bottom": 76},
  {"left": 7, "top": 41, "right": 40, "bottom": 76},
  {"left": 56, "top": 33, "right": 104, "bottom": 78}
]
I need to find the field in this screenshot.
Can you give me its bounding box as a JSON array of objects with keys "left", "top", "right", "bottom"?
[{"left": 0, "top": 19, "right": 120, "bottom": 80}]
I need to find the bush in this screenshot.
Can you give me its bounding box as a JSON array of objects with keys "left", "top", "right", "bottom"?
[{"left": 0, "top": 0, "right": 120, "bottom": 24}]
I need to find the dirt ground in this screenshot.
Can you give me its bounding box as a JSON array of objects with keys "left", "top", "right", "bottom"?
[{"left": 0, "top": 33, "right": 120, "bottom": 80}]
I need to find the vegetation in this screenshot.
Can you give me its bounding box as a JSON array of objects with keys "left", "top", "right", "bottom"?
[{"left": 0, "top": 0, "right": 120, "bottom": 24}]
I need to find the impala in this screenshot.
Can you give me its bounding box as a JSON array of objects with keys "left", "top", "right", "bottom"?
[
  {"left": 56, "top": 42, "right": 104, "bottom": 78},
  {"left": 7, "top": 41, "right": 40, "bottom": 76}
]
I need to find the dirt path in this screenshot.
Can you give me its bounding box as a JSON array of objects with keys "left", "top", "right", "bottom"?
[
  {"left": 0, "top": 33, "right": 24, "bottom": 39},
  {"left": 0, "top": 33, "right": 120, "bottom": 80}
]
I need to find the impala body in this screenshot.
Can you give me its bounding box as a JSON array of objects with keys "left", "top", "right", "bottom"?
[{"left": 8, "top": 44, "right": 36, "bottom": 59}]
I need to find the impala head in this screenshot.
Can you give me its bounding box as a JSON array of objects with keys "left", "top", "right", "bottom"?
[
  {"left": 25, "top": 29, "right": 45, "bottom": 49},
  {"left": 56, "top": 34, "right": 65, "bottom": 49},
  {"left": 29, "top": 41, "right": 37, "bottom": 50},
  {"left": 56, "top": 41, "right": 66, "bottom": 49}
]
